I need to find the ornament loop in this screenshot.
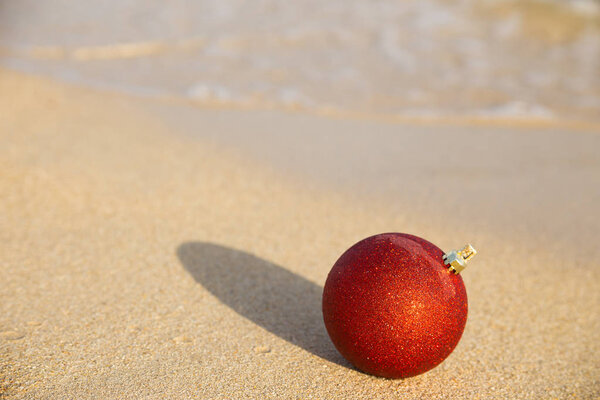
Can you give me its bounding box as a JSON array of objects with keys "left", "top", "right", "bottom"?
[{"left": 443, "top": 244, "right": 477, "bottom": 274}]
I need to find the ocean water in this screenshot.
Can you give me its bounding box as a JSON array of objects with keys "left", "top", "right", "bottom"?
[{"left": 1, "top": 0, "right": 599, "bottom": 122}]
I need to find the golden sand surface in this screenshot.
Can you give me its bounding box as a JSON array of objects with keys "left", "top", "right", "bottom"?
[{"left": 1, "top": 69, "right": 599, "bottom": 399}]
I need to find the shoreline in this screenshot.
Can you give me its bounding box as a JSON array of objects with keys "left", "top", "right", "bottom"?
[{"left": 2, "top": 64, "right": 600, "bottom": 133}]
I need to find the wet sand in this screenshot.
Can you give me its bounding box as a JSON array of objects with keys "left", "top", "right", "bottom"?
[
  {"left": 2, "top": 0, "right": 599, "bottom": 123},
  {"left": 1, "top": 69, "right": 599, "bottom": 399}
]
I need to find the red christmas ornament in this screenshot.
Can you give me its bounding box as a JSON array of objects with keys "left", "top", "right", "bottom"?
[{"left": 322, "top": 233, "right": 476, "bottom": 379}]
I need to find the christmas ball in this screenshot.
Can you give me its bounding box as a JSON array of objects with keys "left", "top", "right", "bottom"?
[{"left": 322, "top": 233, "right": 475, "bottom": 378}]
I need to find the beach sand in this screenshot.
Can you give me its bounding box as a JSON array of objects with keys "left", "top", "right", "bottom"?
[{"left": 1, "top": 69, "right": 599, "bottom": 399}]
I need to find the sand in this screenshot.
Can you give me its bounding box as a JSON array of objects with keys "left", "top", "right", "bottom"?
[{"left": 1, "top": 69, "right": 599, "bottom": 399}]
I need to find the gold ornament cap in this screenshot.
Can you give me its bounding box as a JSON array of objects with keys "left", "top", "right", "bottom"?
[{"left": 443, "top": 244, "right": 477, "bottom": 274}]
